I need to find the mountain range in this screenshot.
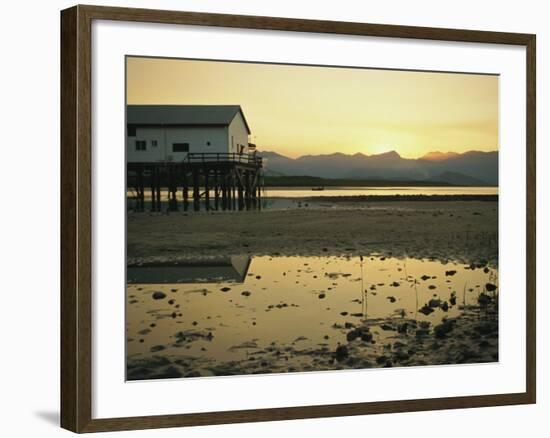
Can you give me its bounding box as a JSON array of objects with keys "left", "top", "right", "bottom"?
[{"left": 259, "top": 150, "right": 498, "bottom": 186}]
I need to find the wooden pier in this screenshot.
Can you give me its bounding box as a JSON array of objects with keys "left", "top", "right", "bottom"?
[{"left": 127, "top": 153, "right": 264, "bottom": 212}]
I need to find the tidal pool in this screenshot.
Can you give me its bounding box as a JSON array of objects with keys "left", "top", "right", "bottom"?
[{"left": 126, "top": 255, "right": 498, "bottom": 380}]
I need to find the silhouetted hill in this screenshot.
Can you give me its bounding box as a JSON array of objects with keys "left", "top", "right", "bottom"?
[
  {"left": 260, "top": 150, "right": 498, "bottom": 185},
  {"left": 426, "top": 171, "right": 488, "bottom": 186},
  {"left": 420, "top": 151, "right": 460, "bottom": 161}
]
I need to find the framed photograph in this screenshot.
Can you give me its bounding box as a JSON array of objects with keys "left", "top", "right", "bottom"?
[{"left": 60, "top": 4, "right": 536, "bottom": 433}]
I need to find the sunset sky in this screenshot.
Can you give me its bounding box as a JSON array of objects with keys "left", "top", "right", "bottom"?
[{"left": 126, "top": 57, "right": 498, "bottom": 159}]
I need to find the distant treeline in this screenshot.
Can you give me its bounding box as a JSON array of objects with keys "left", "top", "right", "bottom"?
[{"left": 263, "top": 175, "right": 457, "bottom": 187}]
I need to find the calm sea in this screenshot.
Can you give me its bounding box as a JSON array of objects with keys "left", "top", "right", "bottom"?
[
  {"left": 127, "top": 186, "right": 498, "bottom": 211},
  {"left": 263, "top": 186, "right": 498, "bottom": 198}
]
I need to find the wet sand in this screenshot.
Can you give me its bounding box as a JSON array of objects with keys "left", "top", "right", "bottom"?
[
  {"left": 127, "top": 200, "right": 498, "bottom": 267},
  {"left": 127, "top": 304, "right": 498, "bottom": 380},
  {"left": 126, "top": 198, "right": 499, "bottom": 380},
  {"left": 126, "top": 255, "right": 498, "bottom": 380}
]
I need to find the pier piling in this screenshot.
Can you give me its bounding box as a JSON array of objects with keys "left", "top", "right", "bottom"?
[{"left": 128, "top": 153, "right": 263, "bottom": 213}]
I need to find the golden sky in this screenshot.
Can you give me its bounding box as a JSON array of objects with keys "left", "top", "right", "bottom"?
[{"left": 127, "top": 57, "right": 498, "bottom": 159}]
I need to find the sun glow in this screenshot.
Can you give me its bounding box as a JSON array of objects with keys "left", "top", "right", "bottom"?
[{"left": 127, "top": 57, "right": 499, "bottom": 158}]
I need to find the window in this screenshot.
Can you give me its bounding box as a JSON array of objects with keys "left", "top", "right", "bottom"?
[
  {"left": 135, "top": 140, "right": 146, "bottom": 151},
  {"left": 127, "top": 125, "right": 137, "bottom": 136},
  {"left": 206, "top": 141, "right": 211, "bottom": 146},
  {"left": 173, "top": 143, "right": 189, "bottom": 153},
  {"left": 151, "top": 140, "right": 158, "bottom": 147}
]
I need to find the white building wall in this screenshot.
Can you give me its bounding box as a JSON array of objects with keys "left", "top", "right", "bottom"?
[
  {"left": 228, "top": 112, "right": 250, "bottom": 155},
  {"left": 164, "top": 126, "right": 229, "bottom": 161},
  {"left": 127, "top": 126, "right": 229, "bottom": 163},
  {"left": 127, "top": 127, "right": 165, "bottom": 162}
]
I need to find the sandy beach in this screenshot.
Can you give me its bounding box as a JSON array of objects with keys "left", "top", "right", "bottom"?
[
  {"left": 127, "top": 198, "right": 498, "bottom": 267},
  {"left": 126, "top": 196, "right": 499, "bottom": 379}
]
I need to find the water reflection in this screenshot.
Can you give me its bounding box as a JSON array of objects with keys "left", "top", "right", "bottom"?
[
  {"left": 126, "top": 255, "right": 498, "bottom": 380},
  {"left": 127, "top": 256, "right": 251, "bottom": 284}
]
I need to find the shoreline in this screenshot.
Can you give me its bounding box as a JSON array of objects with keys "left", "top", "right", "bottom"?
[
  {"left": 128, "top": 192, "right": 498, "bottom": 203},
  {"left": 127, "top": 199, "right": 498, "bottom": 267},
  {"left": 298, "top": 194, "right": 498, "bottom": 202}
]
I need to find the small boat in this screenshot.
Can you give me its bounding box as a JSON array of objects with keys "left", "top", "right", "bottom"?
[{"left": 311, "top": 187, "right": 325, "bottom": 191}]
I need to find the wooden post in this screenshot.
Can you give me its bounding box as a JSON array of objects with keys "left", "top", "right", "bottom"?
[
  {"left": 226, "top": 170, "right": 232, "bottom": 210},
  {"left": 221, "top": 170, "right": 227, "bottom": 211},
  {"left": 226, "top": 170, "right": 230, "bottom": 210},
  {"left": 150, "top": 167, "right": 156, "bottom": 212},
  {"left": 214, "top": 169, "right": 219, "bottom": 210},
  {"left": 182, "top": 169, "right": 189, "bottom": 211},
  {"left": 166, "top": 166, "right": 171, "bottom": 211},
  {"left": 245, "top": 170, "right": 251, "bottom": 210},
  {"left": 233, "top": 170, "right": 237, "bottom": 210},
  {"left": 231, "top": 171, "right": 237, "bottom": 210},
  {"left": 204, "top": 168, "right": 210, "bottom": 211},
  {"left": 173, "top": 166, "right": 178, "bottom": 211},
  {"left": 155, "top": 166, "right": 161, "bottom": 212},
  {"left": 237, "top": 170, "right": 244, "bottom": 211},
  {"left": 137, "top": 165, "right": 145, "bottom": 211},
  {"left": 192, "top": 168, "right": 200, "bottom": 211},
  {"left": 168, "top": 165, "right": 177, "bottom": 211},
  {"left": 257, "top": 172, "right": 262, "bottom": 209}
]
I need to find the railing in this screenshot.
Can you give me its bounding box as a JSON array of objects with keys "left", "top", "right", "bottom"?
[{"left": 185, "top": 152, "right": 262, "bottom": 166}]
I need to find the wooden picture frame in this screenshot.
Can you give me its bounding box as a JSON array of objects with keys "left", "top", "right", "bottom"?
[{"left": 60, "top": 4, "right": 536, "bottom": 433}]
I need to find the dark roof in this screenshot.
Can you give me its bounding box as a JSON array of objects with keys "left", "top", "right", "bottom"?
[{"left": 127, "top": 105, "right": 251, "bottom": 134}]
